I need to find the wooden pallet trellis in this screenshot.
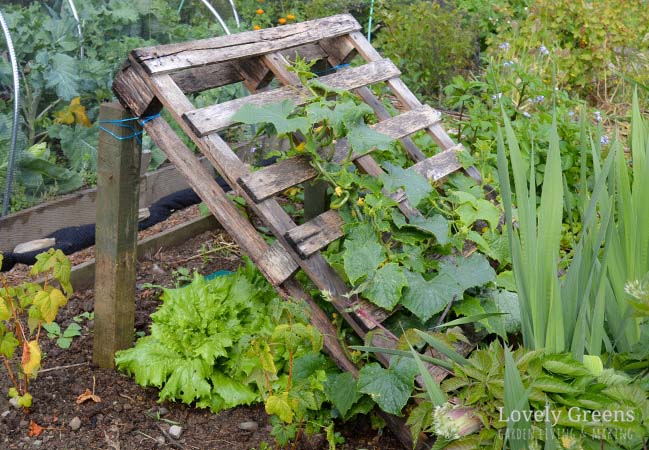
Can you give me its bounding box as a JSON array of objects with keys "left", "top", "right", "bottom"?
[{"left": 109, "top": 14, "right": 478, "bottom": 449}]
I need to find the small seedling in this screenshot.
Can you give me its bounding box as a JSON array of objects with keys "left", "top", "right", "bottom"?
[{"left": 42, "top": 322, "right": 82, "bottom": 349}]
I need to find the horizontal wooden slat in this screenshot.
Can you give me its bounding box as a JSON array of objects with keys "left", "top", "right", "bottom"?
[
  {"left": 184, "top": 58, "right": 401, "bottom": 137},
  {"left": 409, "top": 144, "right": 464, "bottom": 181},
  {"left": 238, "top": 105, "right": 440, "bottom": 202},
  {"left": 132, "top": 14, "right": 361, "bottom": 75},
  {"left": 169, "top": 43, "right": 330, "bottom": 94},
  {"left": 285, "top": 210, "right": 344, "bottom": 259}
]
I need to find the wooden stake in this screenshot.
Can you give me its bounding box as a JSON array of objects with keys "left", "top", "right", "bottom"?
[{"left": 93, "top": 102, "right": 142, "bottom": 368}]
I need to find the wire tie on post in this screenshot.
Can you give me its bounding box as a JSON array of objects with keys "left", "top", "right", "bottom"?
[{"left": 98, "top": 113, "right": 160, "bottom": 144}]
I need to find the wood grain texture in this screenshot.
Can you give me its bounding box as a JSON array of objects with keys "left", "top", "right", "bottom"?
[
  {"left": 183, "top": 58, "right": 401, "bottom": 136},
  {"left": 285, "top": 209, "right": 343, "bottom": 259},
  {"left": 93, "top": 102, "right": 142, "bottom": 369},
  {"left": 409, "top": 145, "right": 464, "bottom": 181},
  {"left": 132, "top": 14, "right": 361, "bottom": 75},
  {"left": 238, "top": 106, "right": 439, "bottom": 202},
  {"left": 112, "top": 63, "right": 161, "bottom": 117}
]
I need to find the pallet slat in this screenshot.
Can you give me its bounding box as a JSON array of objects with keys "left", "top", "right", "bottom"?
[
  {"left": 238, "top": 106, "right": 440, "bottom": 202},
  {"left": 285, "top": 210, "right": 344, "bottom": 259},
  {"left": 409, "top": 144, "right": 464, "bottom": 181},
  {"left": 132, "top": 14, "right": 361, "bottom": 75},
  {"left": 183, "top": 58, "right": 401, "bottom": 137}
]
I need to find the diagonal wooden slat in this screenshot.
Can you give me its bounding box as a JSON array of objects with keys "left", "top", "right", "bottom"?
[
  {"left": 132, "top": 14, "right": 361, "bottom": 75},
  {"left": 183, "top": 59, "right": 401, "bottom": 137}
]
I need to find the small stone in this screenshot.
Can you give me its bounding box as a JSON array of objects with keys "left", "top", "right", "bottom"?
[
  {"left": 69, "top": 416, "right": 82, "bottom": 431},
  {"left": 19, "top": 419, "right": 28, "bottom": 428},
  {"left": 9, "top": 398, "right": 20, "bottom": 409},
  {"left": 168, "top": 425, "right": 183, "bottom": 439},
  {"left": 157, "top": 407, "right": 169, "bottom": 416},
  {"left": 238, "top": 421, "right": 259, "bottom": 432},
  {"left": 1, "top": 410, "right": 11, "bottom": 418},
  {"left": 155, "top": 436, "right": 165, "bottom": 445},
  {"left": 32, "top": 440, "right": 42, "bottom": 447}
]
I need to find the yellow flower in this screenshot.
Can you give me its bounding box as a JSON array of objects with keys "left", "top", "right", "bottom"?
[
  {"left": 357, "top": 197, "right": 365, "bottom": 206},
  {"left": 256, "top": 8, "right": 264, "bottom": 15},
  {"left": 287, "top": 13, "right": 295, "bottom": 20},
  {"left": 481, "top": 226, "right": 488, "bottom": 234},
  {"left": 278, "top": 17, "right": 287, "bottom": 25},
  {"left": 253, "top": 25, "right": 261, "bottom": 30},
  {"left": 295, "top": 142, "right": 305, "bottom": 152},
  {"left": 334, "top": 186, "right": 343, "bottom": 197}
]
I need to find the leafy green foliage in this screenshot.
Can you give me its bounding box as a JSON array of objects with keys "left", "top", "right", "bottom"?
[
  {"left": 0, "top": 249, "right": 73, "bottom": 412},
  {"left": 116, "top": 260, "right": 279, "bottom": 411},
  {"left": 233, "top": 62, "right": 497, "bottom": 323},
  {"left": 436, "top": 342, "right": 649, "bottom": 448},
  {"left": 493, "top": 0, "right": 649, "bottom": 101},
  {"left": 357, "top": 357, "right": 418, "bottom": 416},
  {"left": 373, "top": 0, "right": 478, "bottom": 100}
]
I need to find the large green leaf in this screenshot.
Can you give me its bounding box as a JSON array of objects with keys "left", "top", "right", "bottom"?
[
  {"left": 357, "top": 357, "right": 418, "bottom": 416},
  {"left": 159, "top": 358, "right": 213, "bottom": 404},
  {"left": 401, "top": 270, "right": 456, "bottom": 322},
  {"left": 347, "top": 123, "right": 393, "bottom": 155},
  {"left": 210, "top": 371, "right": 257, "bottom": 407},
  {"left": 381, "top": 162, "right": 432, "bottom": 207},
  {"left": 48, "top": 124, "right": 98, "bottom": 172},
  {"left": 324, "top": 372, "right": 361, "bottom": 418},
  {"left": 45, "top": 53, "right": 81, "bottom": 101},
  {"left": 343, "top": 225, "right": 385, "bottom": 284},
  {"left": 363, "top": 263, "right": 407, "bottom": 310},
  {"left": 232, "top": 100, "right": 309, "bottom": 135},
  {"left": 404, "top": 215, "right": 449, "bottom": 245},
  {"left": 401, "top": 254, "right": 495, "bottom": 322}
]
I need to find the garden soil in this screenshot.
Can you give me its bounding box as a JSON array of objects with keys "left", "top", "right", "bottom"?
[{"left": 0, "top": 209, "right": 402, "bottom": 450}]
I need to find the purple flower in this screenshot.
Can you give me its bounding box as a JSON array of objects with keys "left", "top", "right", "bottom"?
[
  {"left": 533, "top": 95, "right": 545, "bottom": 103},
  {"left": 522, "top": 111, "right": 531, "bottom": 118},
  {"left": 594, "top": 111, "right": 602, "bottom": 123},
  {"left": 539, "top": 44, "right": 549, "bottom": 56},
  {"left": 600, "top": 135, "right": 610, "bottom": 146},
  {"left": 491, "top": 93, "right": 503, "bottom": 100},
  {"left": 498, "top": 42, "right": 510, "bottom": 51},
  {"left": 503, "top": 60, "right": 515, "bottom": 68},
  {"left": 250, "top": 146, "right": 257, "bottom": 153}
]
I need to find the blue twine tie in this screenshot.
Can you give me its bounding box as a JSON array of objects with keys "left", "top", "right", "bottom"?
[
  {"left": 314, "top": 63, "right": 350, "bottom": 76},
  {"left": 98, "top": 113, "right": 160, "bottom": 144}
]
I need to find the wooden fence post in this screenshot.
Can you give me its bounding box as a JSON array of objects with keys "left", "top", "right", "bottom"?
[{"left": 93, "top": 102, "right": 142, "bottom": 368}]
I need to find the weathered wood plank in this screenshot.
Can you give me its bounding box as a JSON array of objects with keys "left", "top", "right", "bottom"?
[
  {"left": 409, "top": 145, "right": 464, "bottom": 182},
  {"left": 285, "top": 209, "right": 343, "bottom": 258},
  {"left": 112, "top": 63, "right": 161, "bottom": 117},
  {"left": 172, "top": 61, "right": 244, "bottom": 93},
  {"left": 238, "top": 106, "right": 439, "bottom": 203},
  {"left": 132, "top": 14, "right": 361, "bottom": 75},
  {"left": 93, "top": 102, "right": 142, "bottom": 369},
  {"left": 183, "top": 59, "right": 401, "bottom": 137},
  {"left": 141, "top": 114, "right": 298, "bottom": 286}
]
